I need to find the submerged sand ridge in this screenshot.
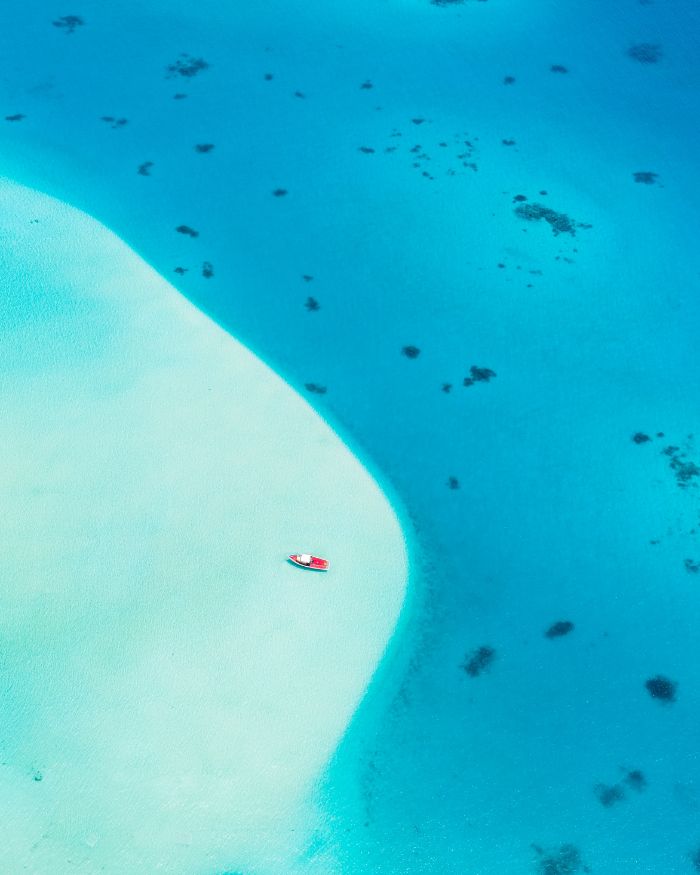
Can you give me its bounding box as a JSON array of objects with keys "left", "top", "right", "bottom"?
[{"left": 0, "top": 180, "right": 408, "bottom": 874}]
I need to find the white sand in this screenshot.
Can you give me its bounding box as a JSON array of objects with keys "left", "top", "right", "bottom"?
[{"left": 0, "top": 179, "right": 407, "bottom": 874}]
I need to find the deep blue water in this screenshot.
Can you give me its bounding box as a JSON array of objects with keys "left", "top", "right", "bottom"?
[{"left": 2, "top": 0, "right": 700, "bottom": 871}]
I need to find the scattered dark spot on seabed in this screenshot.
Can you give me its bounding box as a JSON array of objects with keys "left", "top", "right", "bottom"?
[
  {"left": 166, "top": 54, "right": 210, "bottom": 79},
  {"left": 360, "top": 80, "right": 373, "bottom": 89},
  {"left": 513, "top": 194, "right": 528, "bottom": 202},
  {"left": 503, "top": 75, "right": 516, "bottom": 84},
  {"left": 173, "top": 93, "right": 187, "bottom": 100},
  {"left": 52, "top": 15, "right": 84, "bottom": 33},
  {"left": 302, "top": 274, "right": 314, "bottom": 282},
  {"left": 402, "top": 345, "right": 421, "bottom": 359},
  {"left": 595, "top": 783, "right": 625, "bottom": 807},
  {"left": 272, "top": 188, "right": 288, "bottom": 197},
  {"left": 662, "top": 444, "right": 700, "bottom": 488},
  {"left": 264, "top": 73, "right": 274, "bottom": 80},
  {"left": 358, "top": 146, "right": 375, "bottom": 154},
  {"left": 5, "top": 113, "right": 25, "bottom": 122},
  {"left": 305, "top": 383, "right": 327, "bottom": 395},
  {"left": 174, "top": 267, "right": 188, "bottom": 275},
  {"left": 684, "top": 559, "right": 699, "bottom": 574},
  {"left": 202, "top": 262, "right": 214, "bottom": 278},
  {"left": 514, "top": 202, "right": 591, "bottom": 236},
  {"left": 550, "top": 64, "right": 568, "bottom": 73},
  {"left": 195, "top": 143, "right": 215, "bottom": 153},
  {"left": 463, "top": 365, "right": 496, "bottom": 386},
  {"left": 462, "top": 645, "right": 496, "bottom": 677},
  {"left": 137, "top": 162, "right": 153, "bottom": 176},
  {"left": 645, "top": 674, "right": 677, "bottom": 702},
  {"left": 532, "top": 842, "right": 586, "bottom": 874},
  {"left": 502, "top": 138, "right": 516, "bottom": 146},
  {"left": 633, "top": 171, "right": 659, "bottom": 184},
  {"left": 691, "top": 847, "right": 700, "bottom": 872},
  {"left": 623, "top": 768, "right": 647, "bottom": 791},
  {"left": 545, "top": 620, "right": 574, "bottom": 639},
  {"left": 632, "top": 431, "right": 651, "bottom": 443},
  {"left": 100, "top": 116, "right": 128, "bottom": 129},
  {"left": 305, "top": 297, "right": 319, "bottom": 311},
  {"left": 441, "top": 383, "right": 452, "bottom": 393},
  {"left": 175, "top": 225, "right": 199, "bottom": 237},
  {"left": 628, "top": 43, "right": 662, "bottom": 63},
  {"left": 447, "top": 476, "right": 459, "bottom": 490}
]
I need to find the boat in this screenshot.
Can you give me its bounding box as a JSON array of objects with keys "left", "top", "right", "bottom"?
[{"left": 289, "top": 553, "right": 329, "bottom": 571}]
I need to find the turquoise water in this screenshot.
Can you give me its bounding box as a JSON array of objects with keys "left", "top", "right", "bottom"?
[{"left": 2, "top": 0, "right": 700, "bottom": 871}]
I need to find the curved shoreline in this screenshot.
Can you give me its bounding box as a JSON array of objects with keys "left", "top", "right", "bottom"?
[{"left": 0, "top": 178, "right": 409, "bottom": 874}]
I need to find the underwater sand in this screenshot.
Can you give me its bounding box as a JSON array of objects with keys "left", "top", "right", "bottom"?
[{"left": 0, "top": 179, "right": 407, "bottom": 873}]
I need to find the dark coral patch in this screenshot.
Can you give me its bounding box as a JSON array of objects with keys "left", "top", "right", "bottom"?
[
  {"left": 174, "top": 267, "right": 188, "bottom": 275},
  {"left": 360, "top": 80, "right": 373, "bottom": 89},
  {"left": 137, "top": 161, "right": 153, "bottom": 176},
  {"left": 628, "top": 43, "right": 662, "bottom": 63},
  {"left": 684, "top": 559, "right": 699, "bottom": 574},
  {"left": 100, "top": 116, "right": 128, "bottom": 129},
  {"left": 302, "top": 274, "right": 314, "bottom": 282},
  {"left": 202, "top": 261, "right": 214, "bottom": 278},
  {"left": 623, "top": 769, "right": 647, "bottom": 792},
  {"left": 514, "top": 202, "right": 590, "bottom": 237},
  {"left": 52, "top": 15, "right": 84, "bottom": 33},
  {"left": 691, "top": 847, "right": 700, "bottom": 872},
  {"left": 305, "top": 297, "right": 320, "bottom": 311},
  {"left": 166, "top": 54, "right": 210, "bottom": 78},
  {"left": 464, "top": 365, "right": 496, "bottom": 386},
  {"left": 503, "top": 75, "right": 516, "bottom": 84},
  {"left": 358, "top": 146, "right": 375, "bottom": 154},
  {"left": 545, "top": 620, "right": 574, "bottom": 639},
  {"left": 632, "top": 432, "right": 651, "bottom": 443},
  {"left": 662, "top": 445, "right": 700, "bottom": 489},
  {"left": 305, "top": 383, "right": 327, "bottom": 394},
  {"left": 442, "top": 383, "right": 452, "bottom": 393},
  {"left": 272, "top": 188, "right": 288, "bottom": 197},
  {"left": 463, "top": 645, "right": 496, "bottom": 677},
  {"left": 5, "top": 113, "right": 25, "bottom": 122},
  {"left": 633, "top": 171, "right": 658, "bottom": 184},
  {"left": 195, "top": 143, "right": 215, "bottom": 153},
  {"left": 402, "top": 345, "right": 421, "bottom": 359},
  {"left": 502, "top": 138, "right": 516, "bottom": 146},
  {"left": 175, "top": 225, "right": 199, "bottom": 237},
  {"left": 447, "top": 476, "right": 460, "bottom": 490},
  {"left": 550, "top": 64, "right": 568, "bottom": 73},
  {"left": 645, "top": 674, "right": 677, "bottom": 703},
  {"left": 595, "top": 783, "right": 625, "bottom": 807},
  {"left": 533, "top": 842, "right": 583, "bottom": 874}
]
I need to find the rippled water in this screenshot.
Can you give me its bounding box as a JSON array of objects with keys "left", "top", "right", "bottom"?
[{"left": 2, "top": 0, "right": 699, "bottom": 871}]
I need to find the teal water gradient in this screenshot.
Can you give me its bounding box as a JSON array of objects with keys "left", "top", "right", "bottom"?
[{"left": 1, "top": 0, "right": 700, "bottom": 871}]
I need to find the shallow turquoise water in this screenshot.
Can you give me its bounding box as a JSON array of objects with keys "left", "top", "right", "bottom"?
[{"left": 1, "top": 0, "right": 700, "bottom": 871}]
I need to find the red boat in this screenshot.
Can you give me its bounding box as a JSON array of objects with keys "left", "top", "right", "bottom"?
[{"left": 289, "top": 553, "right": 329, "bottom": 571}]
